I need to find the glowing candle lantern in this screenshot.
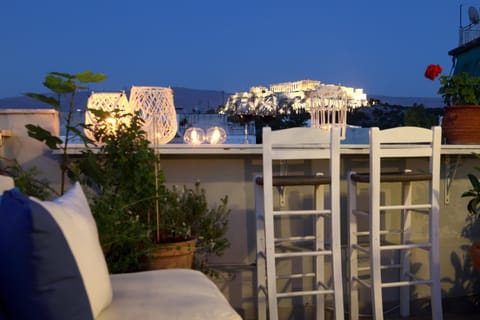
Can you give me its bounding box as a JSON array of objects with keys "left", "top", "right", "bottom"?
[
  {"left": 184, "top": 127, "right": 205, "bottom": 144},
  {"left": 206, "top": 126, "right": 227, "bottom": 144},
  {"left": 85, "top": 91, "right": 131, "bottom": 142}
]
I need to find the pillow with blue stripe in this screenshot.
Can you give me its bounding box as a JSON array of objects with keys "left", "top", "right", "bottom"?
[{"left": 0, "top": 182, "right": 112, "bottom": 319}]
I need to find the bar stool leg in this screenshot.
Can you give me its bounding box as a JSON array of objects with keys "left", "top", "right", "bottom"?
[
  {"left": 255, "top": 180, "right": 267, "bottom": 320},
  {"left": 315, "top": 185, "right": 326, "bottom": 320},
  {"left": 348, "top": 172, "right": 359, "bottom": 320},
  {"left": 370, "top": 168, "right": 384, "bottom": 319},
  {"left": 430, "top": 187, "right": 443, "bottom": 320},
  {"left": 331, "top": 191, "right": 345, "bottom": 320},
  {"left": 400, "top": 181, "right": 412, "bottom": 317}
]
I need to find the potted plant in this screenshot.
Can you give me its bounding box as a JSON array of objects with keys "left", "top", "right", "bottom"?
[
  {"left": 82, "top": 108, "right": 231, "bottom": 275},
  {"left": 148, "top": 182, "right": 230, "bottom": 274},
  {"left": 425, "top": 64, "right": 480, "bottom": 144},
  {"left": 461, "top": 153, "right": 480, "bottom": 271}
]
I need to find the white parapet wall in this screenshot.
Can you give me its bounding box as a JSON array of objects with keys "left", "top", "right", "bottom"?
[{"left": 0, "top": 108, "right": 62, "bottom": 192}]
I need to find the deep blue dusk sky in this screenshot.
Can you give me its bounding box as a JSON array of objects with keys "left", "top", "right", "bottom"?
[{"left": 0, "top": 0, "right": 473, "bottom": 99}]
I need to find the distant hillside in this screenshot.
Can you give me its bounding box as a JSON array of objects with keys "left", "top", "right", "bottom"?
[
  {"left": 0, "top": 88, "right": 443, "bottom": 112},
  {"left": 348, "top": 104, "right": 444, "bottom": 129},
  {"left": 369, "top": 95, "right": 443, "bottom": 108},
  {"left": 0, "top": 87, "right": 230, "bottom": 114}
]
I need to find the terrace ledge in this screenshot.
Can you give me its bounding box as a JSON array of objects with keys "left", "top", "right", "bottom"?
[{"left": 64, "top": 143, "right": 480, "bottom": 155}]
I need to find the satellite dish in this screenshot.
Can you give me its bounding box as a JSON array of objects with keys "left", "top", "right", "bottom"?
[{"left": 469, "top": 6, "right": 480, "bottom": 24}]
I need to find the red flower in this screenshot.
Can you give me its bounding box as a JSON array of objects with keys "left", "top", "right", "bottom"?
[{"left": 424, "top": 64, "right": 442, "bottom": 80}]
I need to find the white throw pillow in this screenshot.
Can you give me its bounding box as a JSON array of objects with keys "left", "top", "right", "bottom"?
[
  {"left": 0, "top": 175, "right": 14, "bottom": 194},
  {"left": 31, "top": 182, "right": 113, "bottom": 318}
]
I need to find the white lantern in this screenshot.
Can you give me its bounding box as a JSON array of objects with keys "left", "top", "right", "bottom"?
[
  {"left": 85, "top": 91, "right": 131, "bottom": 142},
  {"left": 129, "top": 86, "right": 178, "bottom": 145}
]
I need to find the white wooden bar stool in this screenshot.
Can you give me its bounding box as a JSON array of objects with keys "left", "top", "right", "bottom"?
[
  {"left": 255, "top": 126, "right": 344, "bottom": 320},
  {"left": 347, "top": 126, "right": 443, "bottom": 320}
]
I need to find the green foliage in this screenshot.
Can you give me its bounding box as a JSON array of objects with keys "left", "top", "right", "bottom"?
[
  {"left": 255, "top": 112, "right": 310, "bottom": 143},
  {"left": 404, "top": 104, "right": 437, "bottom": 128},
  {"left": 81, "top": 109, "right": 231, "bottom": 274},
  {"left": 0, "top": 157, "right": 56, "bottom": 200},
  {"left": 161, "top": 182, "right": 230, "bottom": 246},
  {"left": 79, "top": 109, "right": 162, "bottom": 272},
  {"left": 161, "top": 182, "right": 231, "bottom": 276},
  {"left": 90, "top": 186, "right": 153, "bottom": 273},
  {"left": 347, "top": 107, "right": 371, "bottom": 124},
  {"left": 462, "top": 154, "right": 480, "bottom": 219},
  {"left": 348, "top": 105, "right": 405, "bottom": 129},
  {"left": 348, "top": 105, "right": 444, "bottom": 129},
  {"left": 461, "top": 153, "right": 480, "bottom": 241},
  {"left": 84, "top": 109, "right": 161, "bottom": 198},
  {"left": 438, "top": 72, "right": 480, "bottom": 106},
  {"left": 25, "top": 124, "right": 63, "bottom": 149},
  {"left": 24, "top": 71, "right": 106, "bottom": 194},
  {"left": 463, "top": 173, "right": 480, "bottom": 218},
  {"left": 24, "top": 93, "right": 60, "bottom": 107}
]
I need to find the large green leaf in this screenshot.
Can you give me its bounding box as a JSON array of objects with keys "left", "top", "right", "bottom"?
[
  {"left": 467, "top": 173, "right": 480, "bottom": 192},
  {"left": 66, "top": 125, "right": 94, "bottom": 146},
  {"left": 44, "top": 75, "right": 76, "bottom": 94},
  {"left": 76, "top": 71, "right": 107, "bottom": 83},
  {"left": 468, "top": 198, "right": 480, "bottom": 216},
  {"left": 25, "top": 124, "right": 63, "bottom": 149},
  {"left": 24, "top": 93, "right": 60, "bottom": 108},
  {"left": 50, "top": 71, "right": 75, "bottom": 79},
  {"left": 88, "top": 108, "right": 111, "bottom": 120}
]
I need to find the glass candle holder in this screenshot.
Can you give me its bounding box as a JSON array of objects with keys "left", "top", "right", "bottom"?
[
  {"left": 206, "top": 126, "right": 227, "bottom": 144},
  {"left": 183, "top": 127, "right": 205, "bottom": 144}
]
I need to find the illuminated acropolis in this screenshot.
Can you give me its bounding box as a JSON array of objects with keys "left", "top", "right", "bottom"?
[{"left": 225, "top": 79, "right": 368, "bottom": 113}]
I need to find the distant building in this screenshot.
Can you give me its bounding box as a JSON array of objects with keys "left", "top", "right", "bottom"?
[
  {"left": 270, "top": 80, "right": 320, "bottom": 93},
  {"left": 449, "top": 5, "right": 480, "bottom": 76},
  {"left": 223, "top": 79, "right": 368, "bottom": 114}
]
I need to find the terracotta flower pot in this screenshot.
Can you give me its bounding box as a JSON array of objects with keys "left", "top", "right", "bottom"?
[
  {"left": 442, "top": 106, "right": 480, "bottom": 144},
  {"left": 470, "top": 242, "right": 480, "bottom": 271},
  {"left": 147, "top": 238, "right": 197, "bottom": 270}
]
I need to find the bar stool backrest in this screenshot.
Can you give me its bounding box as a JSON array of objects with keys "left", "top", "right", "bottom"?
[
  {"left": 369, "top": 126, "right": 442, "bottom": 204},
  {"left": 259, "top": 126, "right": 344, "bottom": 320}
]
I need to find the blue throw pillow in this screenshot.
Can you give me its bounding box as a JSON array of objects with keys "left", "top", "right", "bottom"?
[
  {"left": 0, "top": 189, "right": 93, "bottom": 320},
  {"left": 0, "top": 187, "right": 18, "bottom": 205}
]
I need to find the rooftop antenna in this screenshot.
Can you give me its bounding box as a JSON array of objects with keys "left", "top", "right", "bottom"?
[
  {"left": 459, "top": 5, "right": 480, "bottom": 45},
  {"left": 468, "top": 6, "right": 480, "bottom": 24}
]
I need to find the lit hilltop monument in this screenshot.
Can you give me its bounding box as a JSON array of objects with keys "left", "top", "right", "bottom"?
[{"left": 221, "top": 79, "right": 368, "bottom": 140}]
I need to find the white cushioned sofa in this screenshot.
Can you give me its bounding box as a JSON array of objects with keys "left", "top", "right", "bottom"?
[{"left": 0, "top": 176, "right": 241, "bottom": 320}]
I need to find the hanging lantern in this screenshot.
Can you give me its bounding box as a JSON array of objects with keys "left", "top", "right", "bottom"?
[{"left": 129, "top": 86, "right": 178, "bottom": 145}]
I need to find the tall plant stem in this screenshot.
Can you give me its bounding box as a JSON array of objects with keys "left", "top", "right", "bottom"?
[
  {"left": 60, "top": 90, "right": 76, "bottom": 195},
  {"left": 153, "top": 119, "right": 161, "bottom": 243}
]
